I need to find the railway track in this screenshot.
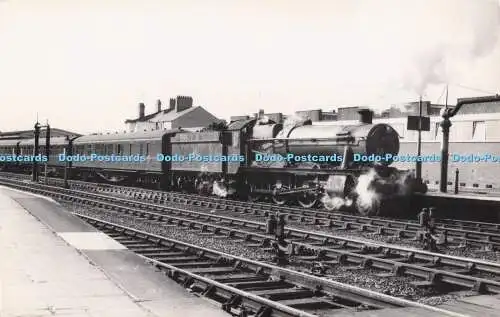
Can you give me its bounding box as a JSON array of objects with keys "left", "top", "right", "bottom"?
[
  {"left": 3, "top": 177, "right": 500, "bottom": 297},
  {"left": 77, "top": 214, "right": 466, "bottom": 317},
  {"left": 4, "top": 172, "right": 500, "bottom": 250}
]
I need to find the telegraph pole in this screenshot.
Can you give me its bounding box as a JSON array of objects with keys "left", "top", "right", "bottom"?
[{"left": 416, "top": 96, "right": 423, "bottom": 181}]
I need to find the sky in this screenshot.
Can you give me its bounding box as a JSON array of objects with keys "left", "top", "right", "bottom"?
[{"left": 0, "top": 0, "right": 499, "bottom": 134}]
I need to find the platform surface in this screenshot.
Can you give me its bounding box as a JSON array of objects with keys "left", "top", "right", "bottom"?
[
  {"left": 4, "top": 186, "right": 500, "bottom": 317},
  {"left": 425, "top": 189, "right": 500, "bottom": 201},
  {"left": 0, "top": 186, "right": 229, "bottom": 317}
]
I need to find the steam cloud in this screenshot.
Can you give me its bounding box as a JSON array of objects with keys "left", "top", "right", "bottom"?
[
  {"left": 282, "top": 113, "right": 309, "bottom": 129},
  {"left": 354, "top": 169, "right": 381, "bottom": 213},
  {"left": 401, "top": 0, "right": 500, "bottom": 97},
  {"left": 212, "top": 180, "right": 228, "bottom": 198},
  {"left": 321, "top": 169, "right": 416, "bottom": 213},
  {"left": 360, "top": 0, "right": 500, "bottom": 114}
]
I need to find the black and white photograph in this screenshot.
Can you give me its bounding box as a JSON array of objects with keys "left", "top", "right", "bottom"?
[{"left": 1, "top": 1, "right": 500, "bottom": 316}]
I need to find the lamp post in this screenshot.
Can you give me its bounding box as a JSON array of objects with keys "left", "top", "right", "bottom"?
[
  {"left": 32, "top": 122, "right": 51, "bottom": 183},
  {"left": 32, "top": 122, "right": 41, "bottom": 181},
  {"left": 63, "top": 135, "right": 69, "bottom": 188}
]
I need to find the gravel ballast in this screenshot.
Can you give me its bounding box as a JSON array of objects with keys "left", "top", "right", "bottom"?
[{"left": 61, "top": 201, "right": 480, "bottom": 305}]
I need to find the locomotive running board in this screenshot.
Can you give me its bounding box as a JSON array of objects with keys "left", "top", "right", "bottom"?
[{"left": 240, "top": 166, "right": 363, "bottom": 176}]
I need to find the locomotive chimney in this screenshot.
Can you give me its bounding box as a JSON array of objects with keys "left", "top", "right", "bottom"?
[
  {"left": 156, "top": 99, "right": 162, "bottom": 112},
  {"left": 139, "top": 102, "right": 145, "bottom": 119},
  {"left": 358, "top": 109, "right": 373, "bottom": 124}
]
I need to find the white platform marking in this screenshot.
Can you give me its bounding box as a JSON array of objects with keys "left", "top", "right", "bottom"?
[
  {"left": 0, "top": 186, "right": 59, "bottom": 204},
  {"left": 57, "top": 232, "right": 126, "bottom": 250}
]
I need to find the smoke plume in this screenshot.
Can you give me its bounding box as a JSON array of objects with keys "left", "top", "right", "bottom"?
[
  {"left": 282, "top": 113, "right": 309, "bottom": 129},
  {"left": 400, "top": 0, "right": 500, "bottom": 97},
  {"left": 257, "top": 115, "right": 270, "bottom": 124}
]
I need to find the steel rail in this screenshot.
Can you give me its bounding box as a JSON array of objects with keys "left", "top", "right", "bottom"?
[
  {"left": 19, "top": 172, "right": 500, "bottom": 247},
  {"left": 3, "top": 172, "right": 500, "bottom": 241},
  {"left": 2, "top": 178, "right": 500, "bottom": 295},
  {"left": 77, "top": 214, "right": 468, "bottom": 317}
]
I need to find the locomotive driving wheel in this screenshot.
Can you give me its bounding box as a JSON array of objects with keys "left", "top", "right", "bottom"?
[
  {"left": 297, "top": 187, "right": 318, "bottom": 208},
  {"left": 247, "top": 184, "right": 262, "bottom": 202},
  {"left": 272, "top": 182, "right": 289, "bottom": 205}
]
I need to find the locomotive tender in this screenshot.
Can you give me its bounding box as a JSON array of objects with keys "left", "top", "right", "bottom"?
[{"left": 0, "top": 109, "right": 425, "bottom": 216}]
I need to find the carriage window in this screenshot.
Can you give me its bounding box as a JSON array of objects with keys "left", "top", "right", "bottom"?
[
  {"left": 472, "top": 121, "right": 486, "bottom": 141},
  {"left": 129, "top": 144, "right": 132, "bottom": 155},
  {"left": 146, "top": 143, "right": 149, "bottom": 156},
  {"left": 117, "top": 144, "right": 122, "bottom": 155},
  {"left": 139, "top": 144, "right": 144, "bottom": 155}
]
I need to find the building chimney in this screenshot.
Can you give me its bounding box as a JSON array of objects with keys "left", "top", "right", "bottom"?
[
  {"left": 169, "top": 98, "right": 175, "bottom": 111},
  {"left": 358, "top": 109, "right": 373, "bottom": 124},
  {"left": 310, "top": 110, "right": 322, "bottom": 122},
  {"left": 258, "top": 109, "right": 264, "bottom": 118},
  {"left": 176, "top": 96, "right": 193, "bottom": 112},
  {"left": 139, "top": 102, "right": 145, "bottom": 119},
  {"left": 156, "top": 99, "right": 162, "bottom": 112}
]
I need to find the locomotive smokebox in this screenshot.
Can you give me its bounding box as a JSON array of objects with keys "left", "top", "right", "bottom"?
[{"left": 358, "top": 109, "right": 373, "bottom": 124}]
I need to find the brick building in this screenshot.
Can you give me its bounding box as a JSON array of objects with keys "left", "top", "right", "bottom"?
[
  {"left": 230, "top": 101, "right": 445, "bottom": 124},
  {"left": 125, "top": 96, "right": 220, "bottom": 132}
]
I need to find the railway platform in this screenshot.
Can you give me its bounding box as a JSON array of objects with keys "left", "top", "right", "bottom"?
[
  {"left": 0, "top": 186, "right": 228, "bottom": 317},
  {"left": 417, "top": 189, "right": 500, "bottom": 222},
  {"left": 3, "top": 186, "right": 500, "bottom": 317}
]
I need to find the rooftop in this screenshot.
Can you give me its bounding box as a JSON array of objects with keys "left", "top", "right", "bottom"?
[{"left": 125, "top": 106, "right": 199, "bottom": 123}]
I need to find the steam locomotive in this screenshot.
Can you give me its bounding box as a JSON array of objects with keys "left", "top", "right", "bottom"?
[{"left": 0, "top": 109, "right": 426, "bottom": 216}]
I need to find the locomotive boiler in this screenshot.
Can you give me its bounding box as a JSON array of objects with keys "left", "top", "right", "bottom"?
[
  {"left": 243, "top": 109, "right": 423, "bottom": 215},
  {"left": 275, "top": 111, "right": 399, "bottom": 166}
]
